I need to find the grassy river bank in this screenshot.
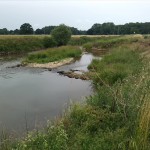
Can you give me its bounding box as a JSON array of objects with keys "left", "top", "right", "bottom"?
[{"left": 1, "top": 35, "right": 150, "bottom": 150}]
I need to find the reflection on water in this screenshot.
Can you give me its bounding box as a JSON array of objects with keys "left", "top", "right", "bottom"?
[
  {"left": 55, "top": 53, "right": 95, "bottom": 72},
  {"left": 0, "top": 54, "right": 94, "bottom": 132}
]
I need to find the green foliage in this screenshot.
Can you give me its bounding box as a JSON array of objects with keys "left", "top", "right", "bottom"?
[
  {"left": 68, "top": 36, "right": 100, "bottom": 46},
  {"left": 86, "top": 70, "right": 150, "bottom": 150},
  {"left": 0, "top": 36, "right": 45, "bottom": 54},
  {"left": 88, "top": 47, "right": 142, "bottom": 85},
  {"left": 0, "top": 28, "right": 8, "bottom": 35},
  {"left": 43, "top": 37, "right": 57, "bottom": 48},
  {"left": 14, "top": 122, "right": 68, "bottom": 150},
  {"left": 63, "top": 104, "right": 128, "bottom": 150},
  {"left": 83, "top": 36, "right": 139, "bottom": 52},
  {"left": 25, "top": 46, "right": 81, "bottom": 63},
  {"left": 20, "top": 23, "right": 34, "bottom": 35},
  {"left": 1, "top": 22, "right": 150, "bottom": 35},
  {"left": 51, "top": 24, "right": 72, "bottom": 46},
  {"left": 87, "top": 22, "right": 150, "bottom": 35}
]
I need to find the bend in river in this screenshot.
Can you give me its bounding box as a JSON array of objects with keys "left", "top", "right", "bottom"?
[{"left": 0, "top": 54, "right": 95, "bottom": 133}]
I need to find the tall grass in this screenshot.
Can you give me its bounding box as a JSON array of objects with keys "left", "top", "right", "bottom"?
[
  {"left": 83, "top": 36, "right": 140, "bottom": 52},
  {"left": 0, "top": 36, "right": 46, "bottom": 55},
  {"left": 88, "top": 46, "right": 142, "bottom": 85},
  {"left": 68, "top": 36, "right": 103, "bottom": 46},
  {"left": 0, "top": 35, "right": 102, "bottom": 55}
]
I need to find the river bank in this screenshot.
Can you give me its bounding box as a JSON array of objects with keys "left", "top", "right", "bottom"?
[
  {"left": 1, "top": 35, "right": 150, "bottom": 150},
  {"left": 0, "top": 35, "right": 102, "bottom": 55}
]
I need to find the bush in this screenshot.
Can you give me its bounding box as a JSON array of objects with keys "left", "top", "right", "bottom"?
[
  {"left": 51, "top": 24, "right": 72, "bottom": 46},
  {"left": 43, "top": 37, "right": 57, "bottom": 48}
]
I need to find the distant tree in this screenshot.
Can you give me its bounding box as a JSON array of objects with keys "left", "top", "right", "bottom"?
[
  {"left": 0, "top": 28, "right": 8, "bottom": 35},
  {"left": 70, "top": 27, "right": 80, "bottom": 35},
  {"left": 43, "top": 26, "right": 56, "bottom": 34},
  {"left": 14, "top": 29, "right": 20, "bottom": 34},
  {"left": 35, "top": 28, "right": 44, "bottom": 34},
  {"left": 34, "top": 26, "right": 85, "bottom": 35},
  {"left": 101, "top": 22, "right": 115, "bottom": 34},
  {"left": 51, "top": 24, "right": 72, "bottom": 46},
  {"left": 69, "top": 27, "right": 86, "bottom": 35},
  {"left": 20, "top": 23, "right": 33, "bottom": 35},
  {"left": 79, "top": 30, "right": 87, "bottom": 35},
  {"left": 9, "top": 30, "right": 14, "bottom": 34},
  {"left": 87, "top": 22, "right": 115, "bottom": 35}
]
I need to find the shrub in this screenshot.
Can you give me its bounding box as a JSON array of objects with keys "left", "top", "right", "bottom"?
[
  {"left": 51, "top": 24, "right": 72, "bottom": 46},
  {"left": 43, "top": 37, "right": 57, "bottom": 48}
]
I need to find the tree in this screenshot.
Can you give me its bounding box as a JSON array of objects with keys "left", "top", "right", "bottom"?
[
  {"left": 20, "top": 23, "right": 33, "bottom": 35},
  {"left": 51, "top": 24, "right": 72, "bottom": 46},
  {"left": 14, "top": 29, "right": 20, "bottom": 34},
  {"left": 35, "top": 28, "right": 44, "bottom": 34},
  {"left": 42, "top": 26, "right": 56, "bottom": 34},
  {"left": 0, "top": 28, "right": 8, "bottom": 35},
  {"left": 70, "top": 27, "right": 80, "bottom": 35}
]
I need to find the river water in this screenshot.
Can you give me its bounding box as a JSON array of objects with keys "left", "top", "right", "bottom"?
[{"left": 0, "top": 54, "right": 94, "bottom": 133}]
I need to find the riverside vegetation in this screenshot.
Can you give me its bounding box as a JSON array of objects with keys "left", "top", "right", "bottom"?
[
  {"left": 1, "top": 35, "right": 150, "bottom": 150},
  {"left": 24, "top": 46, "right": 82, "bottom": 64},
  {"left": 0, "top": 35, "right": 100, "bottom": 55}
]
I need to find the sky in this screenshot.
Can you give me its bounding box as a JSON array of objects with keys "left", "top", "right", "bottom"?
[{"left": 0, "top": 0, "right": 150, "bottom": 30}]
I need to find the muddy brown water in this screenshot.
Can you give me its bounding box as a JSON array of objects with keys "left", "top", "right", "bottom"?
[{"left": 0, "top": 54, "right": 95, "bottom": 133}]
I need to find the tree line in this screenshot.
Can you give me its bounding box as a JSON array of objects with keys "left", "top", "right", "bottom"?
[
  {"left": 0, "top": 22, "right": 150, "bottom": 35},
  {"left": 0, "top": 23, "right": 86, "bottom": 35},
  {"left": 87, "top": 22, "right": 150, "bottom": 35}
]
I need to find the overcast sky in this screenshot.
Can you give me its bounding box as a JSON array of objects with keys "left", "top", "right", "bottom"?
[{"left": 0, "top": 0, "right": 150, "bottom": 30}]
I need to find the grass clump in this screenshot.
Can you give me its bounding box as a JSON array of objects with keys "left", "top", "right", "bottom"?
[{"left": 25, "top": 46, "right": 82, "bottom": 64}]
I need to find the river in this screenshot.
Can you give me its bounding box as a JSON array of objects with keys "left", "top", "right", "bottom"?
[{"left": 0, "top": 54, "right": 94, "bottom": 133}]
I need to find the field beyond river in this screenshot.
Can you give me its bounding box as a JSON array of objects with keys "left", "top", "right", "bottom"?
[{"left": 0, "top": 35, "right": 150, "bottom": 150}]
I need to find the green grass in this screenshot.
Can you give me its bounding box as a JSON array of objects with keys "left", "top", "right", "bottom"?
[
  {"left": 68, "top": 36, "right": 103, "bottom": 46},
  {"left": 25, "top": 46, "right": 82, "bottom": 64},
  {"left": 0, "top": 35, "right": 102, "bottom": 55},
  {"left": 0, "top": 35, "right": 124, "bottom": 55},
  {"left": 83, "top": 36, "right": 140, "bottom": 52},
  {"left": 88, "top": 44, "right": 142, "bottom": 85},
  {"left": 0, "top": 35, "right": 47, "bottom": 54}
]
